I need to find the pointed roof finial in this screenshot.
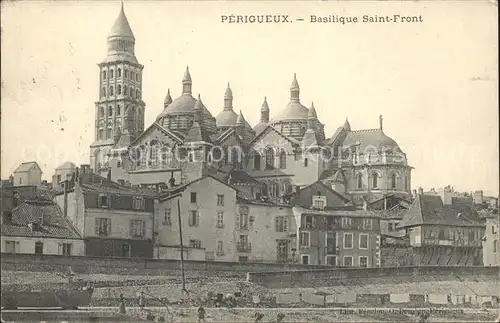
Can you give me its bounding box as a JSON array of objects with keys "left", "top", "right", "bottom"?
[
  {"left": 344, "top": 118, "right": 351, "bottom": 131},
  {"left": 108, "top": 1, "right": 135, "bottom": 40},
  {"left": 261, "top": 96, "right": 269, "bottom": 111},
  {"left": 291, "top": 73, "right": 299, "bottom": 89},
  {"left": 164, "top": 88, "right": 172, "bottom": 106},
  {"left": 183, "top": 66, "right": 192, "bottom": 83},
  {"left": 224, "top": 82, "right": 233, "bottom": 98},
  {"left": 308, "top": 102, "right": 317, "bottom": 118},
  {"left": 236, "top": 110, "right": 245, "bottom": 125}
]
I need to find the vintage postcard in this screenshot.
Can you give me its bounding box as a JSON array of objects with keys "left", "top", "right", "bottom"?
[{"left": 1, "top": 0, "right": 498, "bottom": 322}]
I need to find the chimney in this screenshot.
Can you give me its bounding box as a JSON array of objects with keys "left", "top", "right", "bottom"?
[
  {"left": 418, "top": 187, "right": 423, "bottom": 195},
  {"left": 63, "top": 181, "right": 68, "bottom": 218},
  {"left": 295, "top": 186, "right": 301, "bottom": 196},
  {"left": 107, "top": 168, "right": 112, "bottom": 181},
  {"left": 379, "top": 115, "right": 383, "bottom": 131},
  {"left": 75, "top": 167, "right": 80, "bottom": 182},
  {"left": 13, "top": 191, "right": 19, "bottom": 208}
]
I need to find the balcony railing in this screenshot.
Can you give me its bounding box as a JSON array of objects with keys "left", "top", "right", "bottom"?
[{"left": 236, "top": 242, "right": 252, "bottom": 253}]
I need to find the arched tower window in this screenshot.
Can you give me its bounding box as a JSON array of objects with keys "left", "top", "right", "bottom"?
[
  {"left": 130, "top": 87, "right": 134, "bottom": 97},
  {"left": 117, "top": 85, "right": 122, "bottom": 95},
  {"left": 261, "top": 182, "right": 268, "bottom": 196},
  {"left": 265, "top": 147, "right": 275, "bottom": 170},
  {"left": 136, "top": 73, "right": 140, "bottom": 81},
  {"left": 279, "top": 150, "right": 287, "bottom": 169},
  {"left": 106, "top": 128, "right": 112, "bottom": 139},
  {"left": 102, "top": 87, "right": 106, "bottom": 97},
  {"left": 131, "top": 71, "right": 135, "bottom": 81},
  {"left": 102, "top": 71, "right": 107, "bottom": 80},
  {"left": 125, "top": 69, "right": 129, "bottom": 79},
  {"left": 109, "top": 86, "right": 114, "bottom": 96},
  {"left": 109, "top": 69, "right": 114, "bottom": 79},
  {"left": 136, "top": 89, "right": 140, "bottom": 99},
  {"left": 304, "top": 157, "right": 308, "bottom": 167},
  {"left": 117, "top": 68, "right": 121, "bottom": 78},
  {"left": 98, "top": 129, "right": 104, "bottom": 140},
  {"left": 357, "top": 173, "right": 363, "bottom": 189},
  {"left": 116, "top": 105, "right": 121, "bottom": 115},
  {"left": 108, "top": 106, "right": 113, "bottom": 117},
  {"left": 404, "top": 175, "right": 409, "bottom": 190},
  {"left": 99, "top": 107, "right": 104, "bottom": 119},
  {"left": 391, "top": 173, "right": 397, "bottom": 189},
  {"left": 124, "top": 85, "right": 128, "bottom": 96},
  {"left": 372, "top": 173, "right": 379, "bottom": 189},
  {"left": 254, "top": 154, "right": 261, "bottom": 170}
]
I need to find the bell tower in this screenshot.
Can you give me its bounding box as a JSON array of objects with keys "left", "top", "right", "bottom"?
[{"left": 90, "top": 3, "right": 145, "bottom": 172}]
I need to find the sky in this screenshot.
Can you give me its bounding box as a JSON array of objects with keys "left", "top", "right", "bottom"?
[{"left": 1, "top": 1, "right": 498, "bottom": 196}]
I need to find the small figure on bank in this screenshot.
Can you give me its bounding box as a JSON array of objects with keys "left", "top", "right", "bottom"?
[
  {"left": 276, "top": 312, "right": 285, "bottom": 322},
  {"left": 118, "top": 293, "right": 126, "bottom": 314},
  {"left": 138, "top": 291, "right": 146, "bottom": 311},
  {"left": 197, "top": 305, "right": 206, "bottom": 323},
  {"left": 254, "top": 312, "right": 264, "bottom": 322}
]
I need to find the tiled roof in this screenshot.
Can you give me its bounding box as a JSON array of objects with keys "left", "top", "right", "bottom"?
[
  {"left": 343, "top": 128, "right": 401, "bottom": 152},
  {"left": 397, "top": 194, "right": 484, "bottom": 229},
  {"left": 13, "top": 162, "right": 42, "bottom": 174},
  {"left": 55, "top": 161, "right": 76, "bottom": 170},
  {"left": 1, "top": 201, "right": 81, "bottom": 239},
  {"left": 228, "top": 170, "right": 259, "bottom": 185},
  {"left": 77, "top": 173, "right": 158, "bottom": 197},
  {"left": 293, "top": 206, "right": 382, "bottom": 218}
]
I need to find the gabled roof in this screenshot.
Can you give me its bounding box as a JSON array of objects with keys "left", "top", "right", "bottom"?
[
  {"left": 183, "top": 122, "right": 213, "bottom": 144},
  {"left": 14, "top": 162, "right": 42, "bottom": 174},
  {"left": 248, "top": 124, "right": 300, "bottom": 148},
  {"left": 159, "top": 174, "right": 240, "bottom": 201},
  {"left": 56, "top": 161, "right": 76, "bottom": 170},
  {"left": 397, "top": 194, "right": 484, "bottom": 229},
  {"left": 76, "top": 173, "right": 158, "bottom": 197},
  {"left": 130, "top": 122, "right": 184, "bottom": 147},
  {"left": 299, "top": 180, "right": 350, "bottom": 203},
  {"left": 2, "top": 200, "right": 81, "bottom": 239}
]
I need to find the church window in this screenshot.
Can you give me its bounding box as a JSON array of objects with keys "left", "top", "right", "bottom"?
[
  {"left": 108, "top": 107, "right": 113, "bottom": 117},
  {"left": 109, "top": 86, "right": 114, "bottom": 96},
  {"left": 265, "top": 147, "right": 275, "bottom": 170},
  {"left": 304, "top": 158, "right": 308, "bottom": 167},
  {"left": 391, "top": 173, "right": 397, "bottom": 189},
  {"left": 117, "top": 68, "right": 121, "bottom": 78},
  {"left": 102, "top": 87, "right": 106, "bottom": 97},
  {"left": 109, "top": 69, "right": 114, "bottom": 79},
  {"left": 136, "top": 89, "right": 140, "bottom": 99},
  {"left": 124, "top": 85, "right": 128, "bottom": 96},
  {"left": 102, "top": 71, "right": 107, "bottom": 80},
  {"left": 279, "top": 150, "right": 287, "bottom": 169},
  {"left": 130, "top": 87, "right": 134, "bottom": 97},
  {"left": 261, "top": 182, "right": 268, "bottom": 196},
  {"left": 117, "top": 85, "right": 122, "bottom": 95},
  {"left": 99, "top": 129, "right": 104, "bottom": 140},
  {"left": 99, "top": 107, "right": 105, "bottom": 119},
  {"left": 106, "top": 128, "right": 112, "bottom": 139},
  {"left": 125, "top": 69, "right": 129, "bottom": 79},
  {"left": 372, "top": 173, "right": 379, "bottom": 189},
  {"left": 116, "top": 105, "right": 121, "bottom": 115},
  {"left": 357, "top": 174, "right": 363, "bottom": 189},
  {"left": 254, "top": 154, "right": 261, "bottom": 170},
  {"left": 131, "top": 71, "right": 135, "bottom": 81}
]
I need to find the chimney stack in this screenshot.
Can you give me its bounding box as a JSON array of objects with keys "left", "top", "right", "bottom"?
[
  {"left": 63, "top": 181, "right": 68, "bottom": 218},
  {"left": 13, "top": 191, "right": 19, "bottom": 208},
  {"left": 418, "top": 187, "right": 423, "bottom": 195},
  {"left": 379, "top": 115, "right": 383, "bottom": 131},
  {"left": 295, "top": 186, "right": 301, "bottom": 196}
]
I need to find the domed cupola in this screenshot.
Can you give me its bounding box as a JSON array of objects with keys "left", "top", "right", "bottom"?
[
  {"left": 157, "top": 67, "right": 217, "bottom": 134},
  {"left": 156, "top": 89, "right": 173, "bottom": 121},
  {"left": 269, "top": 74, "right": 311, "bottom": 139},
  {"left": 215, "top": 82, "right": 238, "bottom": 129}
]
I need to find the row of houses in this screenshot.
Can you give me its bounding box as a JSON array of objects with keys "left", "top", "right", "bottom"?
[{"left": 1, "top": 162, "right": 497, "bottom": 268}]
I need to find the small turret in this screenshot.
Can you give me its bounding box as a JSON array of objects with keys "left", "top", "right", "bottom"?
[
  {"left": 343, "top": 118, "right": 351, "bottom": 131},
  {"left": 164, "top": 89, "right": 172, "bottom": 107},
  {"left": 260, "top": 96, "right": 270, "bottom": 123},
  {"left": 182, "top": 66, "right": 192, "bottom": 94},
  {"left": 194, "top": 94, "right": 204, "bottom": 123},
  {"left": 224, "top": 82, "right": 233, "bottom": 110},
  {"left": 379, "top": 115, "right": 383, "bottom": 131},
  {"left": 236, "top": 110, "right": 246, "bottom": 137},
  {"left": 290, "top": 73, "right": 300, "bottom": 102},
  {"left": 307, "top": 102, "right": 317, "bottom": 130}
]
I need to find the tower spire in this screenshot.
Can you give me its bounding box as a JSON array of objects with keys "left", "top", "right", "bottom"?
[
  {"left": 224, "top": 82, "right": 233, "bottom": 110},
  {"left": 182, "top": 66, "right": 192, "bottom": 94},
  {"left": 290, "top": 73, "right": 300, "bottom": 102},
  {"left": 260, "top": 96, "right": 270, "bottom": 123}
]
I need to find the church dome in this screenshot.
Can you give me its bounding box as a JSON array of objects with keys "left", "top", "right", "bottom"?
[
  {"left": 271, "top": 101, "right": 309, "bottom": 122},
  {"left": 343, "top": 129, "right": 401, "bottom": 152},
  {"left": 216, "top": 109, "right": 238, "bottom": 127}
]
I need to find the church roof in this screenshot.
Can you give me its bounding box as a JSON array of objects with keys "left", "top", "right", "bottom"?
[
  {"left": 343, "top": 128, "right": 401, "bottom": 152},
  {"left": 216, "top": 109, "right": 238, "bottom": 127},
  {"left": 56, "top": 161, "right": 76, "bottom": 170},
  {"left": 253, "top": 122, "right": 268, "bottom": 136},
  {"left": 161, "top": 93, "right": 214, "bottom": 118},
  {"left": 271, "top": 101, "right": 309, "bottom": 122},
  {"left": 108, "top": 3, "right": 135, "bottom": 40},
  {"left": 14, "top": 162, "right": 42, "bottom": 174}
]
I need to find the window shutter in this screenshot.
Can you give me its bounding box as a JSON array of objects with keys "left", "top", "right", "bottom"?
[
  {"left": 142, "top": 221, "right": 146, "bottom": 237},
  {"left": 188, "top": 212, "right": 193, "bottom": 226},
  {"left": 196, "top": 211, "right": 200, "bottom": 226},
  {"left": 107, "top": 219, "right": 111, "bottom": 235},
  {"left": 236, "top": 213, "right": 240, "bottom": 229},
  {"left": 275, "top": 217, "right": 279, "bottom": 231},
  {"left": 97, "top": 195, "right": 101, "bottom": 208},
  {"left": 95, "top": 219, "right": 99, "bottom": 235},
  {"left": 130, "top": 220, "right": 134, "bottom": 237},
  {"left": 58, "top": 243, "right": 63, "bottom": 255},
  {"left": 284, "top": 218, "right": 288, "bottom": 232}
]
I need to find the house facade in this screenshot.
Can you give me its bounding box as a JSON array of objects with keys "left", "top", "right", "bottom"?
[
  {"left": 398, "top": 194, "right": 485, "bottom": 266},
  {"left": 483, "top": 214, "right": 500, "bottom": 266},
  {"left": 12, "top": 162, "right": 43, "bottom": 187},
  {"left": 54, "top": 166, "right": 156, "bottom": 258}
]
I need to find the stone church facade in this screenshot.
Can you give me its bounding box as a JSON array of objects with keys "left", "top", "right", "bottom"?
[{"left": 90, "top": 5, "right": 413, "bottom": 208}]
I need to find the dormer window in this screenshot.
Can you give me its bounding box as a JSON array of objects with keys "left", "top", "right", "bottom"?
[
  {"left": 102, "top": 71, "right": 107, "bottom": 80},
  {"left": 109, "top": 69, "right": 114, "bottom": 79}
]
